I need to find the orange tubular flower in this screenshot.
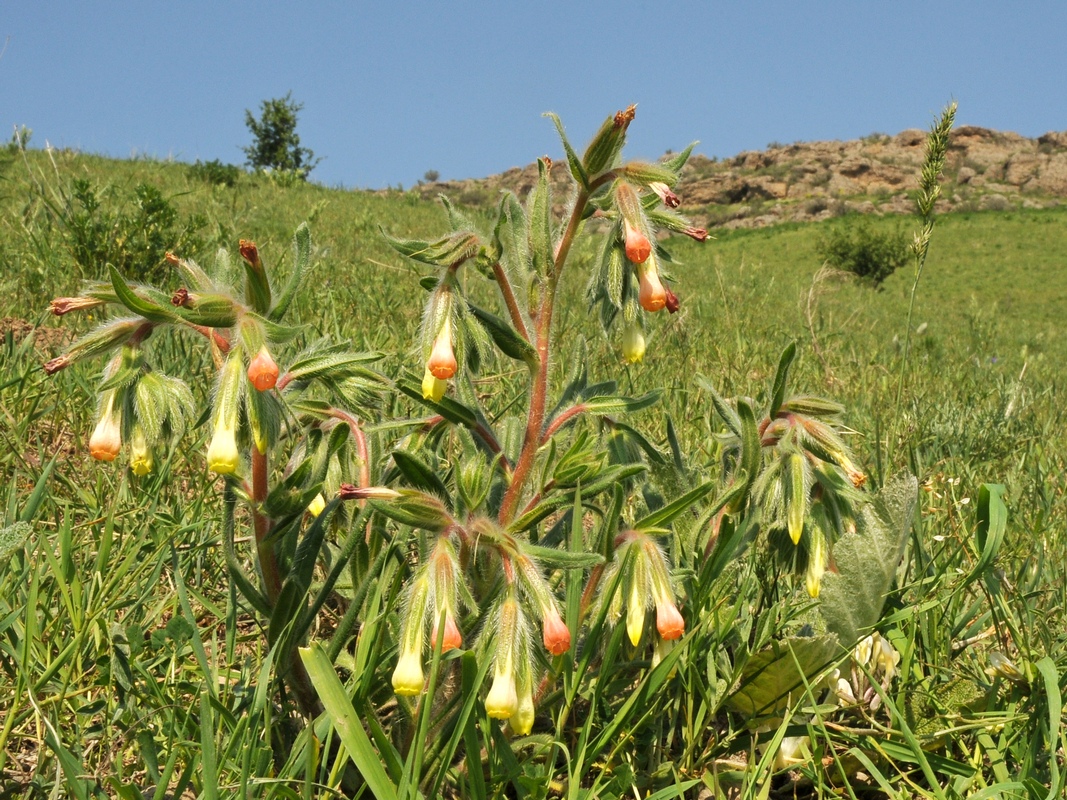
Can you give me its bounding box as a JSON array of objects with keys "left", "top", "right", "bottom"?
[
  {"left": 427, "top": 317, "right": 457, "bottom": 380},
  {"left": 637, "top": 264, "right": 667, "bottom": 312},
  {"left": 656, "top": 600, "right": 685, "bottom": 640},
  {"left": 247, "top": 346, "right": 279, "bottom": 391},
  {"left": 431, "top": 613, "right": 463, "bottom": 652},
  {"left": 542, "top": 607, "right": 571, "bottom": 655},
  {"left": 623, "top": 220, "right": 652, "bottom": 264}
]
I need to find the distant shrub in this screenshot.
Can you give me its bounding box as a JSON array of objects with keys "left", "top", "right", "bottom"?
[
  {"left": 61, "top": 179, "right": 208, "bottom": 283},
  {"left": 423, "top": 169, "right": 440, "bottom": 183},
  {"left": 188, "top": 159, "right": 243, "bottom": 187},
  {"left": 816, "top": 219, "right": 910, "bottom": 287},
  {"left": 243, "top": 93, "right": 319, "bottom": 180}
]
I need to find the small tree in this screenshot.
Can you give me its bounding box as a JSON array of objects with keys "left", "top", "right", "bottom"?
[
  {"left": 816, "top": 219, "right": 910, "bottom": 287},
  {"left": 243, "top": 93, "right": 319, "bottom": 179}
]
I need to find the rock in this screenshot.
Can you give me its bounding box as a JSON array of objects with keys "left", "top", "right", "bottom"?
[{"left": 957, "top": 166, "right": 977, "bottom": 184}]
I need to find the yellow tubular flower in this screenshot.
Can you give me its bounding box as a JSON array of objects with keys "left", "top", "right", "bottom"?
[
  {"left": 206, "top": 424, "right": 240, "bottom": 474},
  {"left": 422, "top": 367, "right": 447, "bottom": 402}
]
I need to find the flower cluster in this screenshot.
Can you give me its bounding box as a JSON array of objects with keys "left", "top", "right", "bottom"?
[
  {"left": 603, "top": 530, "right": 685, "bottom": 649},
  {"left": 832, "top": 631, "right": 901, "bottom": 712}
]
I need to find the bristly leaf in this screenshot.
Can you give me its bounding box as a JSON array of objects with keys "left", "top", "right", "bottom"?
[
  {"left": 662, "top": 142, "right": 697, "bottom": 172},
  {"left": 466, "top": 302, "right": 537, "bottom": 365},
  {"left": 769, "top": 341, "right": 797, "bottom": 417},
  {"left": 698, "top": 376, "right": 743, "bottom": 439},
  {"left": 384, "top": 229, "right": 480, "bottom": 268},
  {"left": 108, "top": 266, "right": 181, "bottom": 324},
  {"left": 634, "top": 481, "right": 715, "bottom": 532},
  {"left": 545, "top": 112, "right": 589, "bottom": 189},
  {"left": 528, "top": 158, "right": 553, "bottom": 278},
  {"left": 269, "top": 222, "right": 311, "bottom": 322},
  {"left": 391, "top": 450, "right": 450, "bottom": 500},
  {"left": 583, "top": 391, "right": 662, "bottom": 415}
]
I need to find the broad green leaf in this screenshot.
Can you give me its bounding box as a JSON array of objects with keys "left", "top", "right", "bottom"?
[
  {"left": 108, "top": 265, "right": 181, "bottom": 323},
  {"left": 724, "top": 635, "right": 841, "bottom": 722},
  {"left": 818, "top": 472, "right": 918, "bottom": 647},
  {"left": 391, "top": 450, "right": 449, "bottom": 500}
]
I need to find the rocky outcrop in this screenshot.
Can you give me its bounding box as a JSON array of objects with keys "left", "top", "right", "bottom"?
[{"left": 415, "top": 125, "right": 1067, "bottom": 230}]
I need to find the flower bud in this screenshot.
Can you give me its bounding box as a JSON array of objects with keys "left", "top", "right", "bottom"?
[
  {"left": 206, "top": 423, "right": 240, "bottom": 475},
  {"left": 307, "top": 493, "right": 326, "bottom": 517},
  {"left": 805, "top": 529, "right": 826, "bottom": 598},
  {"left": 683, "top": 226, "right": 709, "bottom": 242},
  {"left": 621, "top": 324, "right": 646, "bottom": 364},
  {"left": 637, "top": 264, "right": 666, "bottom": 312},
  {"left": 89, "top": 392, "right": 122, "bottom": 462},
  {"left": 623, "top": 220, "right": 651, "bottom": 265},
  {"left": 427, "top": 316, "right": 457, "bottom": 380},
  {"left": 339, "top": 484, "right": 401, "bottom": 501},
  {"left": 655, "top": 600, "right": 685, "bottom": 641},
  {"left": 129, "top": 425, "right": 153, "bottom": 476},
  {"left": 626, "top": 579, "right": 646, "bottom": 647},
  {"left": 542, "top": 607, "right": 571, "bottom": 656},
  {"left": 391, "top": 650, "right": 425, "bottom": 696},
  {"left": 247, "top": 346, "right": 279, "bottom": 392},
  {"left": 649, "top": 182, "right": 680, "bottom": 209},
  {"left": 422, "top": 367, "right": 447, "bottom": 402},
  {"left": 510, "top": 673, "right": 535, "bottom": 735}
]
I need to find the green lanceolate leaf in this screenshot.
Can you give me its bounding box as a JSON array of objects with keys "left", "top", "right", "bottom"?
[
  {"left": 384, "top": 228, "right": 480, "bottom": 268},
  {"left": 523, "top": 543, "right": 604, "bottom": 569},
  {"left": 769, "top": 340, "right": 797, "bottom": 417},
  {"left": 529, "top": 158, "right": 553, "bottom": 277},
  {"left": 108, "top": 266, "right": 182, "bottom": 323},
  {"left": 634, "top": 481, "right": 715, "bottom": 532},
  {"left": 968, "top": 483, "right": 1007, "bottom": 587},
  {"left": 698, "top": 375, "right": 743, "bottom": 438},
  {"left": 661, "top": 141, "right": 697, "bottom": 172},
  {"left": 583, "top": 390, "right": 662, "bottom": 415},
  {"left": 391, "top": 450, "right": 450, "bottom": 500},
  {"left": 467, "top": 302, "right": 537, "bottom": 365},
  {"left": 545, "top": 111, "right": 589, "bottom": 189},
  {"left": 269, "top": 222, "right": 311, "bottom": 322},
  {"left": 736, "top": 399, "right": 761, "bottom": 507},
  {"left": 397, "top": 378, "right": 478, "bottom": 428}
]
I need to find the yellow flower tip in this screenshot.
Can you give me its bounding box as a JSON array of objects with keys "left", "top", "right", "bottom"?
[
  {"left": 391, "top": 651, "right": 425, "bottom": 696},
  {"left": 621, "top": 324, "right": 646, "bottom": 364},
  {"left": 206, "top": 425, "right": 240, "bottom": 475},
  {"left": 623, "top": 220, "right": 651, "bottom": 264},
  {"left": 510, "top": 690, "right": 535, "bottom": 735},
  {"left": 421, "top": 367, "right": 447, "bottom": 402},
  {"left": 247, "top": 346, "right": 279, "bottom": 392},
  {"left": 307, "top": 493, "right": 326, "bottom": 517},
  {"left": 626, "top": 591, "right": 645, "bottom": 647},
  {"left": 485, "top": 669, "right": 518, "bottom": 719},
  {"left": 788, "top": 522, "right": 803, "bottom": 546},
  {"left": 637, "top": 265, "right": 666, "bottom": 312}
]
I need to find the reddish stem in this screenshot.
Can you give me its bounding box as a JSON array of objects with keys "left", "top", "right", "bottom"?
[
  {"left": 492, "top": 262, "right": 530, "bottom": 343},
  {"left": 541, "top": 404, "right": 587, "bottom": 445}
]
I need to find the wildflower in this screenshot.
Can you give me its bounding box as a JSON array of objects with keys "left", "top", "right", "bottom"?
[
  {"left": 682, "top": 226, "right": 708, "bottom": 242},
  {"left": 541, "top": 606, "right": 571, "bottom": 655},
  {"left": 307, "top": 493, "right": 326, "bottom": 517},
  {"left": 392, "top": 650, "right": 425, "bottom": 696},
  {"left": 621, "top": 324, "right": 646, "bottom": 364},
  {"left": 422, "top": 367, "right": 447, "bottom": 402},
  {"left": 623, "top": 220, "right": 652, "bottom": 264},
  {"left": 247, "top": 346, "right": 279, "bottom": 391},
  {"left": 485, "top": 663, "right": 519, "bottom": 719},
  {"left": 511, "top": 666, "right": 535, "bottom": 735},
  {"left": 427, "top": 316, "right": 457, "bottom": 380},
  {"left": 486, "top": 596, "right": 522, "bottom": 719},
  {"left": 430, "top": 612, "right": 463, "bottom": 652},
  {"left": 987, "top": 651, "right": 1026, "bottom": 683},
  {"left": 636, "top": 263, "right": 666, "bottom": 312},
  {"left": 239, "top": 239, "right": 261, "bottom": 269},
  {"left": 664, "top": 286, "right": 680, "bottom": 314},
  {"left": 626, "top": 577, "right": 646, "bottom": 646},
  {"left": 129, "top": 425, "right": 153, "bottom": 476},
  {"left": 89, "top": 391, "right": 122, "bottom": 462},
  {"left": 655, "top": 599, "right": 685, "bottom": 640},
  {"left": 206, "top": 423, "right": 240, "bottom": 474},
  {"left": 649, "top": 181, "right": 680, "bottom": 208},
  {"left": 805, "top": 529, "right": 826, "bottom": 598}
]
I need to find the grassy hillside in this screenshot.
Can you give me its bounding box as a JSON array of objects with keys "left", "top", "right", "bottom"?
[{"left": 1, "top": 145, "right": 1064, "bottom": 797}]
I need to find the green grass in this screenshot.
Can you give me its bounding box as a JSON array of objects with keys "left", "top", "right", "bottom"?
[{"left": 1, "top": 146, "right": 1064, "bottom": 798}]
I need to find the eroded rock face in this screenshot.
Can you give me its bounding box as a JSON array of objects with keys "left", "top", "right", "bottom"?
[{"left": 414, "top": 125, "right": 1067, "bottom": 230}]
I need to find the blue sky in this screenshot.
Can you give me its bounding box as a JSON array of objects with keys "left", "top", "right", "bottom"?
[{"left": 3, "top": 2, "right": 1065, "bottom": 189}]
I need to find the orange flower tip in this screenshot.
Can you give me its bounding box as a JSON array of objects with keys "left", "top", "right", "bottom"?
[
  {"left": 664, "top": 287, "right": 680, "bottom": 314},
  {"left": 638, "top": 268, "right": 667, "bottom": 312},
  {"left": 89, "top": 418, "right": 122, "bottom": 463},
  {"left": 849, "top": 469, "right": 867, "bottom": 488},
  {"left": 247, "top": 347, "right": 279, "bottom": 391},
  {"left": 165, "top": 252, "right": 181, "bottom": 266},
  {"left": 542, "top": 612, "right": 572, "bottom": 656},
  {"left": 238, "top": 239, "right": 261, "bottom": 267},
  {"left": 656, "top": 603, "right": 685, "bottom": 641},
  {"left": 650, "top": 182, "right": 680, "bottom": 209},
  {"left": 614, "top": 104, "right": 637, "bottom": 129},
  {"left": 623, "top": 222, "right": 652, "bottom": 265},
  {"left": 427, "top": 331, "right": 458, "bottom": 381},
  {"left": 432, "top": 615, "right": 464, "bottom": 652}
]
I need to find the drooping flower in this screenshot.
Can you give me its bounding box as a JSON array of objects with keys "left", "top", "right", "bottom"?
[
  {"left": 655, "top": 599, "right": 685, "bottom": 640},
  {"left": 431, "top": 612, "right": 463, "bottom": 652},
  {"left": 623, "top": 220, "right": 652, "bottom": 264},
  {"left": 626, "top": 577, "right": 646, "bottom": 647},
  {"left": 510, "top": 664, "right": 535, "bottom": 735},
  {"left": 621, "top": 324, "right": 646, "bottom": 364},
  {"left": 427, "top": 316, "right": 457, "bottom": 380},
  {"left": 247, "top": 346, "right": 279, "bottom": 391},
  {"left": 206, "top": 423, "right": 240, "bottom": 474},
  {"left": 391, "top": 650, "right": 425, "bottom": 696},
  {"left": 636, "top": 264, "right": 667, "bottom": 312},
  {"left": 392, "top": 576, "right": 430, "bottom": 696},
  {"left": 541, "top": 606, "right": 571, "bottom": 656},
  {"left": 129, "top": 425, "right": 153, "bottom": 476},
  {"left": 649, "top": 181, "right": 680, "bottom": 209},
  {"left": 485, "top": 662, "right": 519, "bottom": 719},
  {"left": 89, "top": 391, "right": 122, "bottom": 462}
]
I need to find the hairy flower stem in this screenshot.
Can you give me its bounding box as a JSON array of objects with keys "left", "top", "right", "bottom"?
[
  {"left": 492, "top": 261, "right": 530, "bottom": 343},
  {"left": 251, "top": 446, "right": 321, "bottom": 716},
  {"left": 499, "top": 189, "right": 589, "bottom": 524}
]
